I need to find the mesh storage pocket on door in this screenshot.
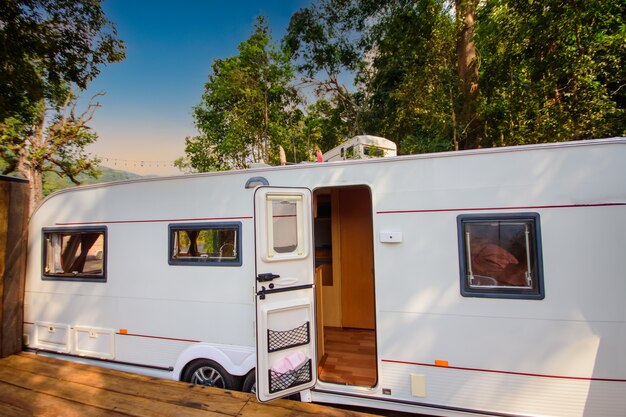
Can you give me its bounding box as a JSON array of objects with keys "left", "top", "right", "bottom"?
[
  {"left": 268, "top": 359, "right": 312, "bottom": 393},
  {"left": 267, "top": 322, "right": 310, "bottom": 352}
]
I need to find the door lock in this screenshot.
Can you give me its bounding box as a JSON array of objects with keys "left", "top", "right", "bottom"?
[{"left": 258, "top": 286, "right": 266, "bottom": 300}]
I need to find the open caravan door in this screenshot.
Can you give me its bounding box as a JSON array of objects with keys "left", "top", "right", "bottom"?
[{"left": 254, "top": 187, "right": 317, "bottom": 402}]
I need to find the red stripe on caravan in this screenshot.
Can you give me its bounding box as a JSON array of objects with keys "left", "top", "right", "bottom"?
[
  {"left": 56, "top": 216, "right": 253, "bottom": 226},
  {"left": 382, "top": 359, "right": 626, "bottom": 383},
  {"left": 116, "top": 332, "right": 201, "bottom": 343},
  {"left": 377, "top": 202, "right": 626, "bottom": 215},
  {"left": 24, "top": 322, "right": 202, "bottom": 344}
]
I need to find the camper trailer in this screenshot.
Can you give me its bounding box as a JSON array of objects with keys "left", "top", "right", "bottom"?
[
  {"left": 24, "top": 138, "right": 626, "bottom": 417},
  {"left": 321, "top": 135, "right": 397, "bottom": 162}
]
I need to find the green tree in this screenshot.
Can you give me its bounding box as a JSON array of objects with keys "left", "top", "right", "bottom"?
[
  {"left": 179, "top": 17, "right": 305, "bottom": 172},
  {"left": 286, "top": 0, "right": 478, "bottom": 153},
  {"left": 285, "top": 0, "right": 368, "bottom": 138},
  {"left": 477, "top": 0, "right": 626, "bottom": 145},
  {"left": 303, "top": 98, "right": 354, "bottom": 154},
  {"left": 360, "top": 0, "right": 459, "bottom": 154},
  {"left": 287, "top": 0, "right": 626, "bottom": 155},
  {"left": 0, "top": 0, "right": 125, "bottom": 212}
]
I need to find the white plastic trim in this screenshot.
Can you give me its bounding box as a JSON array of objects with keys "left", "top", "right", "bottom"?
[{"left": 172, "top": 342, "right": 256, "bottom": 380}]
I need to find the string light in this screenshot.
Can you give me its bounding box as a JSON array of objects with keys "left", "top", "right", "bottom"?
[{"left": 95, "top": 156, "right": 176, "bottom": 169}]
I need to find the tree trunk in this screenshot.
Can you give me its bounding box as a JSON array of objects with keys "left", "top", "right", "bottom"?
[
  {"left": 15, "top": 152, "right": 42, "bottom": 215},
  {"left": 450, "top": 88, "right": 459, "bottom": 151},
  {"left": 455, "top": 0, "right": 480, "bottom": 149},
  {"left": 29, "top": 169, "right": 42, "bottom": 214}
]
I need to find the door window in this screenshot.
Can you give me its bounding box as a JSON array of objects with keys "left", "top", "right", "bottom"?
[
  {"left": 271, "top": 199, "right": 298, "bottom": 254},
  {"left": 266, "top": 194, "right": 307, "bottom": 259}
]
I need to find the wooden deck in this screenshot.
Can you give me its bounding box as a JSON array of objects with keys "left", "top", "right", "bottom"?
[{"left": 0, "top": 352, "right": 376, "bottom": 417}]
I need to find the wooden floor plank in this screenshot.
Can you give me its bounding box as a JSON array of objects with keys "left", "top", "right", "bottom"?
[
  {"left": 0, "top": 381, "right": 129, "bottom": 417},
  {"left": 3, "top": 353, "right": 248, "bottom": 416},
  {"left": 14, "top": 351, "right": 229, "bottom": 389},
  {"left": 0, "top": 393, "right": 33, "bottom": 417},
  {"left": 0, "top": 366, "right": 226, "bottom": 417},
  {"left": 238, "top": 399, "right": 374, "bottom": 417},
  {"left": 0, "top": 403, "right": 31, "bottom": 417},
  {"left": 0, "top": 352, "right": 379, "bottom": 417}
]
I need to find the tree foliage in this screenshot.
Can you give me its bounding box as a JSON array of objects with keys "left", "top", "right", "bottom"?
[
  {"left": 360, "top": 0, "right": 460, "bottom": 154},
  {"left": 286, "top": 0, "right": 626, "bottom": 155},
  {"left": 0, "top": 0, "right": 125, "bottom": 211},
  {"left": 182, "top": 1, "right": 625, "bottom": 171},
  {"left": 477, "top": 0, "right": 626, "bottom": 145},
  {"left": 285, "top": 0, "right": 370, "bottom": 138},
  {"left": 286, "top": 0, "right": 478, "bottom": 153},
  {"left": 0, "top": 0, "right": 124, "bottom": 121},
  {"left": 179, "top": 17, "right": 305, "bottom": 172}
]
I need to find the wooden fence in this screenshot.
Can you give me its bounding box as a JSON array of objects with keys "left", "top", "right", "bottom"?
[{"left": 0, "top": 175, "right": 29, "bottom": 358}]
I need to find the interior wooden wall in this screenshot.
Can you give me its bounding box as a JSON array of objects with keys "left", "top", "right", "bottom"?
[
  {"left": 0, "top": 176, "right": 29, "bottom": 358},
  {"left": 339, "top": 187, "right": 375, "bottom": 330},
  {"left": 321, "top": 189, "right": 342, "bottom": 327}
]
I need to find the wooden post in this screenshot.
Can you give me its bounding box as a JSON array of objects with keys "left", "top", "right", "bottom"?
[{"left": 0, "top": 175, "right": 29, "bottom": 358}]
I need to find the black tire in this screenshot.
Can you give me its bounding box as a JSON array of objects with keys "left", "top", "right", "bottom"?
[
  {"left": 242, "top": 370, "right": 256, "bottom": 394},
  {"left": 182, "top": 359, "right": 236, "bottom": 390}
]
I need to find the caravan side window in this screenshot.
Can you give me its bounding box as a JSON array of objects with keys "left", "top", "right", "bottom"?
[
  {"left": 43, "top": 227, "right": 107, "bottom": 282},
  {"left": 457, "top": 213, "right": 544, "bottom": 299},
  {"left": 169, "top": 222, "right": 242, "bottom": 266}
]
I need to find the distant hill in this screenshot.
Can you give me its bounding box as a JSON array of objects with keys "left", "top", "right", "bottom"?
[{"left": 43, "top": 166, "right": 144, "bottom": 196}]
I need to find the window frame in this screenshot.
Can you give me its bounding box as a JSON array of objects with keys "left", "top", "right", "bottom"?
[
  {"left": 457, "top": 213, "right": 544, "bottom": 300},
  {"left": 265, "top": 193, "right": 308, "bottom": 261},
  {"left": 168, "top": 222, "right": 242, "bottom": 267},
  {"left": 42, "top": 226, "right": 108, "bottom": 282}
]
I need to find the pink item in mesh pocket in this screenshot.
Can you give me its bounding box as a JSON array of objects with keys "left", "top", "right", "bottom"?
[{"left": 271, "top": 351, "right": 306, "bottom": 373}]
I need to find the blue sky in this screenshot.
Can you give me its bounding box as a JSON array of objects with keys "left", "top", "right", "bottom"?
[{"left": 84, "top": 0, "right": 309, "bottom": 175}]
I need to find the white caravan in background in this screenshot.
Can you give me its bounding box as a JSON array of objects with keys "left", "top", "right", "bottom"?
[
  {"left": 23, "top": 138, "right": 626, "bottom": 417},
  {"left": 321, "top": 135, "right": 397, "bottom": 161}
]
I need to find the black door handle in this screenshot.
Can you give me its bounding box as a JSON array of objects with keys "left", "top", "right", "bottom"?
[{"left": 257, "top": 273, "right": 280, "bottom": 282}]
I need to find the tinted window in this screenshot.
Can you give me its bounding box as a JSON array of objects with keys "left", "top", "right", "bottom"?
[
  {"left": 43, "top": 227, "right": 106, "bottom": 281},
  {"left": 458, "top": 214, "right": 544, "bottom": 299},
  {"left": 169, "top": 222, "right": 241, "bottom": 266}
]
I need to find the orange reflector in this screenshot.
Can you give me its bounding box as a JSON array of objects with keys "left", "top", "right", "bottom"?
[
  {"left": 119, "top": 328, "right": 128, "bottom": 334},
  {"left": 435, "top": 360, "right": 449, "bottom": 367}
]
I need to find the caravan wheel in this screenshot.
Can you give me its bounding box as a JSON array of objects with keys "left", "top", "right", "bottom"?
[
  {"left": 242, "top": 371, "right": 256, "bottom": 393},
  {"left": 183, "top": 359, "right": 235, "bottom": 390}
]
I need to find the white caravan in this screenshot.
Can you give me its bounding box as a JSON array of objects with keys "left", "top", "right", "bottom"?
[
  {"left": 321, "top": 135, "right": 397, "bottom": 161},
  {"left": 23, "top": 138, "right": 626, "bottom": 417}
]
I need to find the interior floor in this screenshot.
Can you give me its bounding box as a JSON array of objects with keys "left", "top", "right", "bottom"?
[{"left": 318, "top": 327, "right": 377, "bottom": 387}]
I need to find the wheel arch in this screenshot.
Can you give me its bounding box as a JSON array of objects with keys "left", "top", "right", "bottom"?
[{"left": 173, "top": 342, "right": 256, "bottom": 381}]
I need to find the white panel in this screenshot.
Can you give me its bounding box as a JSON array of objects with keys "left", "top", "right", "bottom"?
[
  {"left": 25, "top": 291, "right": 255, "bottom": 350},
  {"left": 382, "top": 361, "right": 626, "bottom": 417},
  {"left": 377, "top": 311, "right": 622, "bottom": 381},
  {"left": 379, "top": 231, "right": 402, "bottom": 243},
  {"left": 34, "top": 322, "right": 71, "bottom": 353},
  {"left": 73, "top": 326, "right": 115, "bottom": 359},
  {"left": 115, "top": 334, "right": 189, "bottom": 368}
]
